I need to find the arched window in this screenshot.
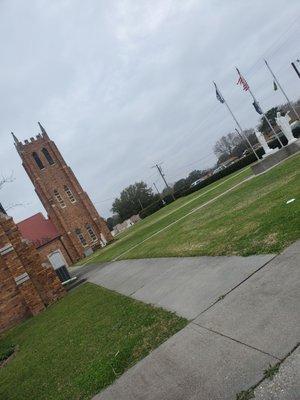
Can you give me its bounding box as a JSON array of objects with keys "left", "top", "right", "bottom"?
[
  {"left": 42, "top": 147, "right": 54, "bottom": 165},
  {"left": 64, "top": 186, "right": 76, "bottom": 203},
  {"left": 32, "top": 152, "right": 44, "bottom": 170},
  {"left": 54, "top": 189, "right": 66, "bottom": 208}
]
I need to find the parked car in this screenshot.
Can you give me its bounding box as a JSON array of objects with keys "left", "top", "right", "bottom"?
[
  {"left": 190, "top": 178, "right": 205, "bottom": 188},
  {"left": 228, "top": 159, "right": 237, "bottom": 166},
  {"left": 242, "top": 149, "right": 251, "bottom": 157},
  {"left": 291, "top": 120, "right": 300, "bottom": 138},
  {"left": 213, "top": 165, "right": 225, "bottom": 174}
]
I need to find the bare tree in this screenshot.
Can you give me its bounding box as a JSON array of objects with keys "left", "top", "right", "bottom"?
[
  {"left": 0, "top": 173, "right": 25, "bottom": 212},
  {"left": 243, "top": 128, "right": 259, "bottom": 146},
  {"left": 213, "top": 132, "right": 241, "bottom": 158},
  {"left": 0, "top": 173, "right": 14, "bottom": 190}
]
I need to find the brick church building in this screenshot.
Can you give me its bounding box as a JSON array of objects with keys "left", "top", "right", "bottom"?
[
  {"left": 12, "top": 123, "right": 112, "bottom": 267},
  {"left": 0, "top": 210, "right": 65, "bottom": 333}
]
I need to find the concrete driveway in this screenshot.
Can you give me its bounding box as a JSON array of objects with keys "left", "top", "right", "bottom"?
[{"left": 85, "top": 241, "right": 300, "bottom": 400}]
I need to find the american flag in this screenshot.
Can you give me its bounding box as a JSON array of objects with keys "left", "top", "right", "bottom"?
[{"left": 236, "top": 68, "right": 249, "bottom": 91}]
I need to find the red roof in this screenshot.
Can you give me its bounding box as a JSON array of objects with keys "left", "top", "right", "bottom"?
[{"left": 17, "top": 213, "right": 60, "bottom": 248}]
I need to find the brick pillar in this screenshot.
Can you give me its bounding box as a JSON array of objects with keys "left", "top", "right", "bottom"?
[
  {"left": 1, "top": 214, "right": 65, "bottom": 306},
  {"left": 0, "top": 256, "right": 30, "bottom": 332},
  {"left": 17, "top": 241, "right": 66, "bottom": 305},
  {"left": 0, "top": 218, "right": 45, "bottom": 316},
  {"left": 0, "top": 212, "right": 66, "bottom": 332}
]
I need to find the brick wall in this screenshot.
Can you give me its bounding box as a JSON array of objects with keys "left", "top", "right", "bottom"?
[
  {"left": 0, "top": 213, "right": 65, "bottom": 333},
  {"left": 37, "top": 238, "right": 72, "bottom": 268},
  {"left": 0, "top": 256, "right": 30, "bottom": 333}
]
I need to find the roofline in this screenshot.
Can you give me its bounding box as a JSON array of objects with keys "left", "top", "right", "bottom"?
[
  {"left": 34, "top": 235, "right": 61, "bottom": 249},
  {"left": 16, "top": 212, "right": 44, "bottom": 225}
]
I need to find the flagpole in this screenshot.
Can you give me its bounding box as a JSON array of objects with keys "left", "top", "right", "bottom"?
[
  {"left": 264, "top": 59, "right": 299, "bottom": 120},
  {"left": 237, "top": 68, "right": 284, "bottom": 147},
  {"left": 214, "top": 82, "right": 260, "bottom": 160},
  {"left": 291, "top": 62, "right": 300, "bottom": 79}
]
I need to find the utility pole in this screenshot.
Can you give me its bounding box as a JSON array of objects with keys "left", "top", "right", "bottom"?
[
  {"left": 153, "top": 182, "right": 165, "bottom": 205},
  {"left": 138, "top": 198, "right": 144, "bottom": 211},
  {"left": 291, "top": 61, "right": 300, "bottom": 80},
  {"left": 264, "top": 59, "right": 299, "bottom": 119},
  {"left": 152, "top": 163, "right": 175, "bottom": 201}
]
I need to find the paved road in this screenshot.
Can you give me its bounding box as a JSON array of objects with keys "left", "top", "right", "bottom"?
[{"left": 88, "top": 241, "right": 299, "bottom": 400}]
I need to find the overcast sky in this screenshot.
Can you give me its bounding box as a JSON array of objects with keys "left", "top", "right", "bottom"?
[{"left": 0, "top": 0, "right": 299, "bottom": 222}]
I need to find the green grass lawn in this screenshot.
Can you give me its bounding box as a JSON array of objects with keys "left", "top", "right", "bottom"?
[
  {"left": 81, "top": 167, "right": 253, "bottom": 264},
  {"left": 0, "top": 284, "right": 186, "bottom": 400},
  {"left": 85, "top": 154, "right": 300, "bottom": 263}
]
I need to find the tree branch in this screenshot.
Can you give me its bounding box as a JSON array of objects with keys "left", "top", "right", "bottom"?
[{"left": 0, "top": 172, "right": 15, "bottom": 190}]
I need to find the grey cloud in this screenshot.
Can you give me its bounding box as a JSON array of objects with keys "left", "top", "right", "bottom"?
[{"left": 0, "top": 0, "right": 299, "bottom": 220}]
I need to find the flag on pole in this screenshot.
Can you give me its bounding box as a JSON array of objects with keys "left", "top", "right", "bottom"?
[
  {"left": 273, "top": 80, "right": 278, "bottom": 91},
  {"left": 236, "top": 68, "right": 249, "bottom": 91},
  {"left": 252, "top": 100, "right": 263, "bottom": 115},
  {"left": 213, "top": 82, "right": 225, "bottom": 103}
]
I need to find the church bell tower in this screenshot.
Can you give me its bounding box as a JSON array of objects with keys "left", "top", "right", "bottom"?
[{"left": 13, "top": 123, "right": 112, "bottom": 263}]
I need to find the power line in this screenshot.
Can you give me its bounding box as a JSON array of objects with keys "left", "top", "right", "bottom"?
[
  {"left": 143, "top": 22, "right": 300, "bottom": 178},
  {"left": 243, "top": 17, "right": 300, "bottom": 77},
  {"left": 166, "top": 151, "right": 216, "bottom": 177},
  {"left": 97, "top": 20, "right": 300, "bottom": 210},
  {"left": 94, "top": 197, "right": 116, "bottom": 203},
  {"left": 151, "top": 163, "right": 175, "bottom": 200},
  {"left": 264, "top": 59, "right": 299, "bottom": 119}
]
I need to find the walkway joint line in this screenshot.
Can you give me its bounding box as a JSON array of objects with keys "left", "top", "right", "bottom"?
[
  {"left": 191, "top": 253, "right": 277, "bottom": 320},
  {"left": 190, "top": 323, "right": 281, "bottom": 361}
]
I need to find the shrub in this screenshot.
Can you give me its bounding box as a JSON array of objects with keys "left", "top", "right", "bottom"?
[
  {"left": 140, "top": 135, "right": 289, "bottom": 220},
  {"left": 0, "top": 344, "right": 15, "bottom": 363},
  {"left": 139, "top": 198, "right": 165, "bottom": 219}
]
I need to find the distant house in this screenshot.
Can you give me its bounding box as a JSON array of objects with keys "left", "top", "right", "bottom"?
[
  {"left": 130, "top": 214, "right": 141, "bottom": 224},
  {"left": 17, "top": 213, "right": 72, "bottom": 282},
  {"left": 112, "top": 214, "right": 141, "bottom": 236}
]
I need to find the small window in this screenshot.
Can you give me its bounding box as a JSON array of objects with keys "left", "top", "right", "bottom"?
[
  {"left": 75, "top": 228, "right": 87, "bottom": 246},
  {"left": 54, "top": 189, "right": 66, "bottom": 208},
  {"left": 42, "top": 147, "right": 54, "bottom": 165},
  {"left": 86, "top": 224, "right": 97, "bottom": 242},
  {"left": 32, "top": 152, "right": 44, "bottom": 169},
  {"left": 64, "top": 186, "right": 76, "bottom": 203}
]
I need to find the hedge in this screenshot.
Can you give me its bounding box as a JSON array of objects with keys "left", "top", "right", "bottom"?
[{"left": 139, "top": 135, "right": 290, "bottom": 219}]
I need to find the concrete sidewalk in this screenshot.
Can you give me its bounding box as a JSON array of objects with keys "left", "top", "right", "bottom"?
[
  {"left": 86, "top": 254, "right": 274, "bottom": 319},
  {"left": 195, "top": 241, "right": 300, "bottom": 359},
  {"left": 90, "top": 241, "right": 299, "bottom": 400},
  {"left": 94, "top": 323, "right": 276, "bottom": 400},
  {"left": 254, "top": 346, "right": 300, "bottom": 400}
]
